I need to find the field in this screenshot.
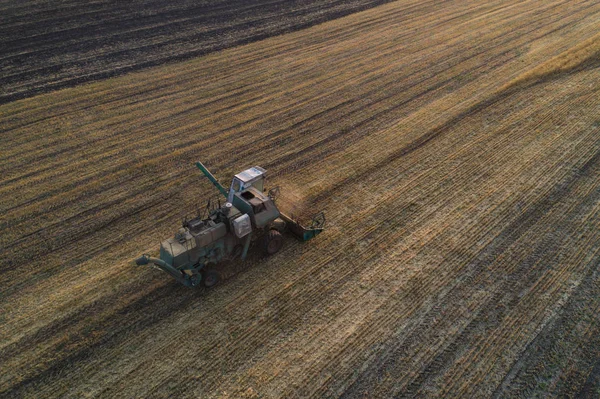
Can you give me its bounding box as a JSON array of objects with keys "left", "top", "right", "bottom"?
[
  {"left": 1, "top": 0, "right": 600, "bottom": 397},
  {"left": 0, "top": 0, "right": 394, "bottom": 104}
]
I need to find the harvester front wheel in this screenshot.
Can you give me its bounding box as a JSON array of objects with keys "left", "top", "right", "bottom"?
[
  {"left": 264, "top": 230, "right": 283, "bottom": 255},
  {"left": 203, "top": 269, "right": 221, "bottom": 288}
]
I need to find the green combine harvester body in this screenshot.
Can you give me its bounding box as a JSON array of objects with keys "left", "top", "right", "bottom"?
[{"left": 136, "top": 162, "right": 325, "bottom": 288}]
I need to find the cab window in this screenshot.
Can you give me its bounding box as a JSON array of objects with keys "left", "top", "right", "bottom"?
[{"left": 232, "top": 179, "right": 241, "bottom": 192}]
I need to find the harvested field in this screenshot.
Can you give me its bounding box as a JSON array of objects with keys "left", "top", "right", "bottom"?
[
  {"left": 0, "top": 0, "right": 394, "bottom": 104},
  {"left": 1, "top": 0, "right": 600, "bottom": 397}
]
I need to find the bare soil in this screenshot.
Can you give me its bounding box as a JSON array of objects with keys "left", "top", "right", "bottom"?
[{"left": 0, "top": 0, "right": 394, "bottom": 104}]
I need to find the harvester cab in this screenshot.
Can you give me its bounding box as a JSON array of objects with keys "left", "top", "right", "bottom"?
[
  {"left": 228, "top": 166, "right": 266, "bottom": 202},
  {"left": 135, "top": 161, "right": 325, "bottom": 288}
]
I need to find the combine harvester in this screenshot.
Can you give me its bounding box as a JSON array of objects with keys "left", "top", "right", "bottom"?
[{"left": 136, "top": 162, "right": 325, "bottom": 288}]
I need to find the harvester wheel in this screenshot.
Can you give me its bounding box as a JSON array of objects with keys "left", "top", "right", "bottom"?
[
  {"left": 264, "top": 230, "right": 283, "bottom": 255},
  {"left": 203, "top": 269, "right": 221, "bottom": 288}
]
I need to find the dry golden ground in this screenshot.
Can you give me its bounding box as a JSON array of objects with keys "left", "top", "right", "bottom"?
[{"left": 1, "top": 0, "right": 599, "bottom": 397}]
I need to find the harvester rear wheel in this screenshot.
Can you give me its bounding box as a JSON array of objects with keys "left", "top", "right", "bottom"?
[
  {"left": 203, "top": 269, "right": 221, "bottom": 288},
  {"left": 264, "top": 230, "right": 283, "bottom": 255}
]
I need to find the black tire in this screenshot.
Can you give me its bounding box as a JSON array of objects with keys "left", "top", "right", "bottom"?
[
  {"left": 264, "top": 229, "right": 283, "bottom": 255},
  {"left": 203, "top": 269, "right": 221, "bottom": 288}
]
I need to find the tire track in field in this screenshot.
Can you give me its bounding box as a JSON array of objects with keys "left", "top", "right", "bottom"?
[{"left": 492, "top": 254, "right": 600, "bottom": 397}]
